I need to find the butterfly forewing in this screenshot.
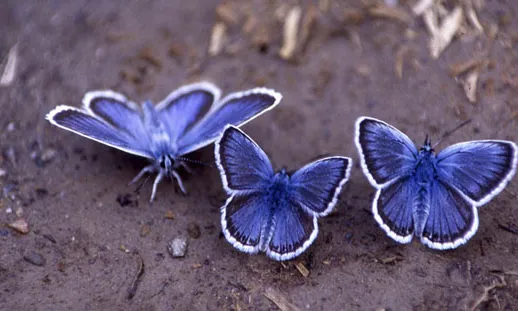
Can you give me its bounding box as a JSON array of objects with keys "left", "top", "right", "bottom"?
[
  {"left": 421, "top": 180, "right": 478, "bottom": 250},
  {"left": 355, "top": 117, "right": 418, "bottom": 187},
  {"left": 289, "top": 157, "right": 351, "bottom": 217},
  {"left": 215, "top": 125, "right": 274, "bottom": 193},
  {"left": 178, "top": 88, "right": 281, "bottom": 156},
  {"left": 436, "top": 141, "right": 518, "bottom": 205},
  {"left": 46, "top": 106, "right": 153, "bottom": 159}
]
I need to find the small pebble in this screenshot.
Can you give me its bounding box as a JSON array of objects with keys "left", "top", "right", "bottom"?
[
  {"left": 6, "top": 122, "right": 15, "bottom": 132},
  {"left": 23, "top": 251, "right": 46, "bottom": 266},
  {"left": 5, "top": 147, "right": 16, "bottom": 165},
  {"left": 167, "top": 237, "right": 187, "bottom": 258},
  {"left": 140, "top": 224, "right": 150, "bottom": 237},
  {"left": 15, "top": 207, "right": 23, "bottom": 217},
  {"left": 187, "top": 222, "right": 201, "bottom": 239},
  {"left": 164, "top": 210, "right": 175, "bottom": 219},
  {"left": 0, "top": 168, "right": 6, "bottom": 178},
  {"left": 5, "top": 207, "right": 12, "bottom": 214},
  {"left": 8, "top": 218, "right": 29, "bottom": 234},
  {"left": 40, "top": 148, "right": 57, "bottom": 163}
]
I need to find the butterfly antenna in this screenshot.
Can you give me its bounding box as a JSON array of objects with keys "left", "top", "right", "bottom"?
[
  {"left": 432, "top": 119, "right": 472, "bottom": 149},
  {"left": 134, "top": 174, "right": 151, "bottom": 194},
  {"left": 176, "top": 157, "right": 215, "bottom": 168}
]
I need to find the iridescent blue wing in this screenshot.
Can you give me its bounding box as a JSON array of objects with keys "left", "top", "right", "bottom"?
[
  {"left": 355, "top": 117, "right": 418, "bottom": 187},
  {"left": 373, "top": 176, "right": 417, "bottom": 244},
  {"left": 266, "top": 202, "right": 318, "bottom": 261},
  {"left": 177, "top": 88, "right": 282, "bottom": 156},
  {"left": 46, "top": 105, "right": 154, "bottom": 159},
  {"left": 215, "top": 125, "right": 274, "bottom": 193},
  {"left": 420, "top": 180, "right": 478, "bottom": 250},
  {"left": 83, "top": 90, "right": 148, "bottom": 140},
  {"left": 155, "top": 82, "right": 220, "bottom": 147},
  {"left": 221, "top": 192, "right": 269, "bottom": 255},
  {"left": 289, "top": 157, "right": 352, "bottom": 217},
  {"left": 436, "top": 140, "right": 518, "bottom": 206}
]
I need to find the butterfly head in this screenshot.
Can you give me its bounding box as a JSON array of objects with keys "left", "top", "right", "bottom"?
[
  {"left": 420, "top": 135, "right": 435, "bottom": 154},
  {"left": 158, "top": 154, "right": 175, "bottom": 177}
]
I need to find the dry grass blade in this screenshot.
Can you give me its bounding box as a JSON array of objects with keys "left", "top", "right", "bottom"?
[
  {"left": 449, "top": 57, "right": 486, "bottom": 77},
  {"left": 395, "top": 45, "right": 409, "bottom": 79},
  {"left": 463, "top": 68, "right": 479, "bottom": 103},
  {"left": 0, "top": 43, "right": 18, "bottom": 87},
  {"left": 368, "top": 5, "right": 412, "bottom": 24},
  {"left": 298, "top": 5, "right": 317, "bottom": 55},
  {"left": 429, "top": 7, "right": 463, "bottom": 59},
  {"left": 264, "top": 287, "right": 301, "bottom": 311},
  {"left": 216, "top": 3, "right": 239, "bottom": 25},
  {"left": 469, "top": 275, "right": 507, "bottom": 311},
  {"left": 209, "top": 22, "right": 227, "bottom": 56},
  {"left": 279, "top": 6, "right": 302, "bottom": 60},
  {"left": 413, "top": 0, "right": 434, "bottom": 16},
  {"left": 466, "top": 3, "right": 484, "bottom": 33},
  {"left": 295, "top": 262, "right": 310, "bottom": 278}
]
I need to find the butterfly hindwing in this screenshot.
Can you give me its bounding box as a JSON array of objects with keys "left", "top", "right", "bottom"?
[
  {"left": 266, "top": 202, "right": 318, "bottom": 261},
  {"left": 355, "top": 117, "right": 418, "bottom": 187},
  {"left": 290, "top": 157, "right": 352, "bottom": 217},
  {"left": 215, "top": 125, "right": 274, "bottom": 193},
  {"left": 178, "top": 88, "right": 282, "bottom": 156},
  {"left": 420, "top": 180, "right": 478, "bottom": 250},
  {"left": 373, "top": 177, "right": 416, "bottom": 243},
  {"left": 221, "top": 192, "right": 268, "bottom": 254},
  {"left": 155, "top": 82, "right": 220, "bottom": 145},
  {"left": 436, "top": 140, "right": 518, "bottom": 205}
]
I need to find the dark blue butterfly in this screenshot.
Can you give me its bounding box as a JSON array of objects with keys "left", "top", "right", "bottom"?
[
  {"left": 215, "top": 125, "right": 351, "bottom": 261},
  {"left": 355, "top": 117, "right": 518, "bottom": 250},
  {"left": 46, "top": 82, "right": 281, "bottom": 202}
]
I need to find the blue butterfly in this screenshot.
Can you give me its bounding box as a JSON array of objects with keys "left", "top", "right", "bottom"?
[
  {"left": 355, "top": 116, "right": 518, "bottom": 250},
  {"left": 215, "top": 125, "right": 352, "bottom": 261},
  {"left": 46, "top": 82, "right": 281, "bottom": 202}
]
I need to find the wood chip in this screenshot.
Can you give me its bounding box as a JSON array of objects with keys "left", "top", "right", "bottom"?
[
  {"left": 8, "top": 218, "right": 29, "bottom": 234},
  {"left": 264, "top": 287, "right": 301, "bottom": 311},
  {"left": 394, "top": 45, "right": 409, "bottom": 79},
  {"left": 209, "top": 22, "right": 227, "bottom": 56},
  {"left": 319, "top": 0, "right": 330, "bottom": 12},
  {"left": 294, "top": 262, "right": 310, "bottom": 278},
  {"left": 164, "top": 210, "right": 175, "bottom": 219},
  {"left": 279, "top": 6, "right": 302, "bottom": 60},
  {"left": 343, "top": 8, "right": 365, "bottom": 25},
  {"left": 0, "top": 43, "right": 18, "bottom": 87},
  {"left": 368, "top": 5, "right": 412, "bottom": 24},
  {"left": 449, "top": 57, "right": 486, "bottom": 77},
  {"left": 428, "top": 7, "right": 463, "bottom": 59},
  {"left": 466, "top": 4, "right": 484, "bottom": 33},
  {"left": 412, "top": 0, "right": 434, "bottom": 16},
  {"left": 216, "top": 3, "right": 239, "bottom": 25},
  {"left": 298, "top": 5, "right": 317, "bottom": 55},
  {"left": 463, "top": 68, "right": 479, "bottom": 103},
  {"left": 137, "top": 47, "right": 162, "bottom": 70}
]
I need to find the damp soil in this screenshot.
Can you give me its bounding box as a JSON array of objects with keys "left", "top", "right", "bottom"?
[{"left": 1, "top": 1, "right": 518, "bottom": 310}]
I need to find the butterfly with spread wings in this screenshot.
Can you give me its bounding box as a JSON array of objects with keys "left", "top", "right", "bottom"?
[
  {"left": 215, "top": 125, "right": 352, "bottom": 261},
  {"left": 46, "top": 82, "right": 281, "bottom": 202},
  {"left": 355, "top": 117, "right": 517, "bottom": 250}
]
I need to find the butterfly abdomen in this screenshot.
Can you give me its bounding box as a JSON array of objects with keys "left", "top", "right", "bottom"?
[{"left": 413, "top": 185, "right": 431, "bottom": 237}]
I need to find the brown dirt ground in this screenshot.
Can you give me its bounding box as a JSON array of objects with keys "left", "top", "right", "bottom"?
[{"left": 1, "top": 0, "right": 518, "bottom": 310}]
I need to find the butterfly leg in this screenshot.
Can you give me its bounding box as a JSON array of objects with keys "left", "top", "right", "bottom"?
[
  {"left": 171, "top": 170, "right": 188, "bottom": 195},
  {"left": 130, "top": 164, "right": 157, "bottom": 185},
  {"left": 149, "top": 171, "right": 165, "bottom": 203}
]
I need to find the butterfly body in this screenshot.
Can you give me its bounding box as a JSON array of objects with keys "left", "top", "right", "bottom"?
[
  {"left": 216, "top": 125, "right": 352, "bottom": 261},
  {"left": 46, "top": 82, "right": 282, "bottom": 202},
  {"left": 356, "top": 116, "right": 518, "bottom": 250}
]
